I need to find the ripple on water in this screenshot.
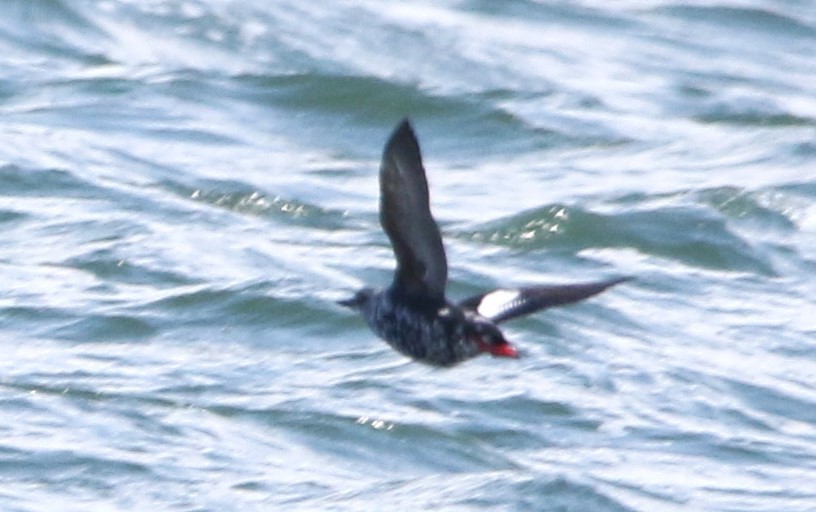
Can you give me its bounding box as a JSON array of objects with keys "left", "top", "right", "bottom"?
[{"left": 465, "top": 198, "right": 776, "bottom": 275}]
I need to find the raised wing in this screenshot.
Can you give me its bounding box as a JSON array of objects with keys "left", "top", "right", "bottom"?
[
  {"left": 379, "top": 119, "right": 447, "bottom": 302},
  {"left": 460, "top": 277, "right": 631, "bottom": 324}
]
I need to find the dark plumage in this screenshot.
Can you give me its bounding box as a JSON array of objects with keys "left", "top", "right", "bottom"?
[{"left": 340, "top": 119, "right": 629, "bottom": 367}]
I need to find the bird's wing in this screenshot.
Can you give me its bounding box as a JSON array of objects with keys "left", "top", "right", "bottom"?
[
  {"left": 459, "top": 277, "right": 631, "bottom": 324},
  {"left": 379, "top": 119, "right": 447, "bottom": 302}
]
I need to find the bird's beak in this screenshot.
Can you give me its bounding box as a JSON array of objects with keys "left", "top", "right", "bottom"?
[{"left": 337, "top": 297, "right": 357, "bottom": 309}]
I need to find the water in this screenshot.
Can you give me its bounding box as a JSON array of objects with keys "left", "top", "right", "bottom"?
[{"left": 2, "top": 0, "right": 815, "bottom": 510}]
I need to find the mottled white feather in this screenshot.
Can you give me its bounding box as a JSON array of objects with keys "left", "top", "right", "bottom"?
[{"left": 475, "top": 289, "right": 521, "bottom": 319}]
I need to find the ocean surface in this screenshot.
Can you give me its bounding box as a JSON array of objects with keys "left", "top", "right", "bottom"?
[{"left": 2, "top": 1, "right": 816, "bottom": 510}]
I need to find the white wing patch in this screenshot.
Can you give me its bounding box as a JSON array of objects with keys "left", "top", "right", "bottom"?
[{"left": 476, "top": 289, "right": 521, "bottom": 319}]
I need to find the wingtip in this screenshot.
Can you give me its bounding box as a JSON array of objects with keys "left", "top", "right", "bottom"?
[
  {"left": 586, "top": 275, "right": 634, "bottom": 295},
  {"left": 383, "top": 118, "right": 422, "bottom": 165},
  {"left": 387, "top": 118, "right": 416, "bottom": 145},
  {"left": 610, "top": 276, "right": 635, "bottom": 286}
]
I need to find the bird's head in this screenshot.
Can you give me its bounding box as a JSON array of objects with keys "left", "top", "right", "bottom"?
[{"left": 338, "top": 288, "right": 377, "bottom": 313}]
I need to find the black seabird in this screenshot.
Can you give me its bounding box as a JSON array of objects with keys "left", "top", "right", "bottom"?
[{"left": 340, "top": 119, "right": 629, "bottom": 367}]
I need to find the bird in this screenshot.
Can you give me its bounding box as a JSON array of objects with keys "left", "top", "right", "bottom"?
[{"left": 340, "top": 119, "right": 629, "bottom": 367}]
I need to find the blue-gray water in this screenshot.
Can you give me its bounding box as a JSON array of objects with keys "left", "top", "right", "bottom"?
[{"left": 2, "top": 1, "right": 816, "bottom": 510}]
